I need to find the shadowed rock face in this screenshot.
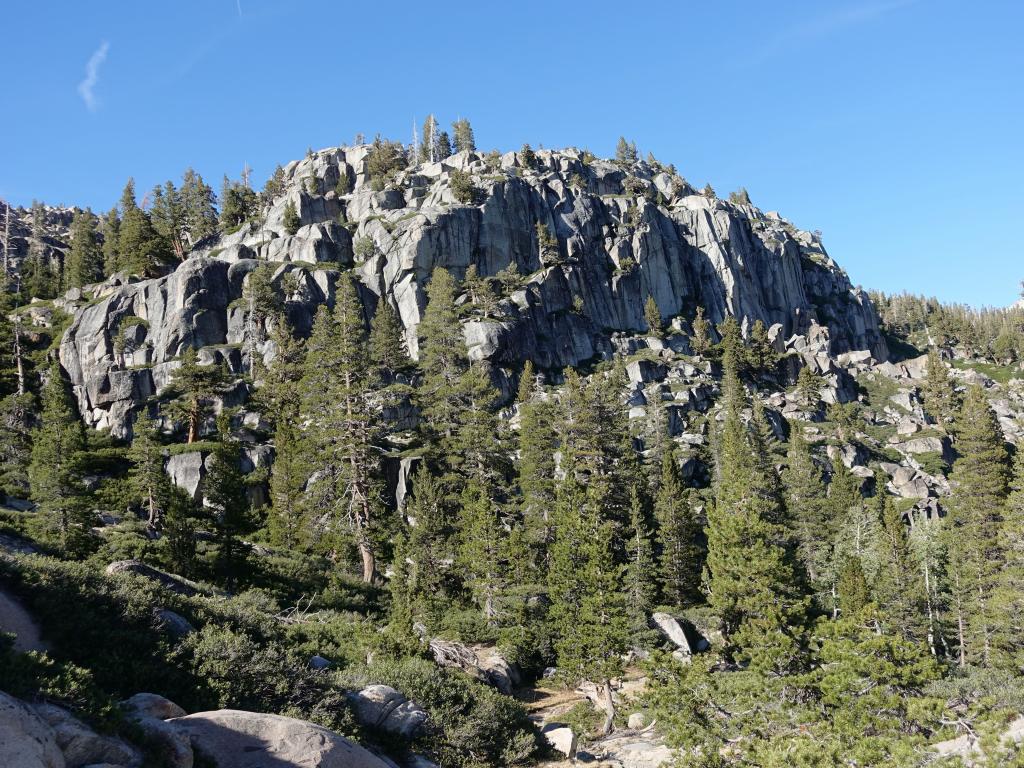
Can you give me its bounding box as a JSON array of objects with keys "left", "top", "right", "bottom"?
[{"left": 58, "top": 145, "right": 886, "bottom": 438}]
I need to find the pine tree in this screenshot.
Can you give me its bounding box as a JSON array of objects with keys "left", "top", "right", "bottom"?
[
  {"left": 945, "top": 385, "right": 1009, "bottom": 667},
  {"left": 706, "top": 348, "right": 805, "bottom": 672},
  {"left": 404, "top": 465, "right": 453, "bottom": 624},
  {"left": 417, "top": 268, "right": 469, "bottom": 470},
  {"left": 654, "top": 449, "right": 702, "bottom": 606},
  {"left": 644, "top": 294, "right": 663, "bottom": 337},
  {"left": 796, "top": 365, "right": 822, "bottom": 409},
  {"left": 219, "top": 176, "right": 257, "bottom": 230},
  {"left": 452, "top": 118, "right": 476, "bottom": 153},
  {"left": 835, "top": 555, "right": 871, "bottom": 616},
  {"left": 369, "top": 298, "right": 410, "bottom": 375},
  {"left": 0, "top": 393, "right": 33, "bottom": 501},
  {"left": 516, "top": 362, "right": 557, "bottom": 576},
  {"left": 300, "top": 276, "right": 383, "bottom": 582},
  {"left": 782, "top": 426, "right": 828, "bottom": 602},
  {"left": 158, "top": 481, "right": 198, "bottom": 577},
  {"left": 128, "top": 409, "right": 166, "bottom": 528},
  {"left": 167, "top": 347, "right": 226, "bottom": 443},
  {"left": 267, "top": 408, "right": 309, "bottom": 550},
  {"left": 547, "top": 454, "right": 630, "bottom": 735},
  {"left": 118, "top": 178, "right": 174, "bottom": 277},
  {"left": 282, "top": 200, "right": 300, "bottom": 235},
  {"left": 746, "top": 319, "right": 777, "bottom": 373},
  {"left": 29, "top": 364, "right": 93, "bottom": 557},
  {"left": 419, "top": 115, "right": 439, "bottom": 163},
  {"left": 435, "top": 131, "right": 452, "bottom": 160},
  {"left": 625, "top": 484, "right": 658, "bottom": 632},
  {"left": 180, "top": 168, "right": 218, "bottom": 246},
  {"left": 101, "top": 207, "right": 121, "bottom": 276},
  {"left": 204, "top": 419, "right": 253, "bottom": 589},
  {"left": 994, "top": 444, "right": 1024, "bottom": 667},
  {"left": 150, "top": 181, "right": 185, "bottom": 260},
  {"left": 458, "top": 477, "right": 506, "bottom": 624},
  {"left": 262, "top": 165, "right": 286, "bottom": 201},
  {"left": 873, "top": 490, "right": 927, "bottom": 642},
  {"left": 923, "top": 348, "right": 959, "bottom": 431},
  {"left": 615, "top": 136, "right": 639, "bottom": 166},
  {"left": 690, "top": 306, "right": 712, "bottom": 356},
  {"left": 66, "top": 209, "right": 103, "bottom": 288}
]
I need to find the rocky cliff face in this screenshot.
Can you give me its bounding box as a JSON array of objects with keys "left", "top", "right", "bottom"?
[{"left": 57, "top": 145, "right": 886, "bottom": 438}]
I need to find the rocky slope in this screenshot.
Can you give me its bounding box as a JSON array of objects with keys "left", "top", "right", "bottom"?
[{"left": 55, "top": 144, "right": 886, "bottom": 440}]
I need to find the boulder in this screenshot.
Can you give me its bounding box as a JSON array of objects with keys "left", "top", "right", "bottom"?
[
  {"left": 120, "top": 694, "right": 192, "bottom": 768},
  {"left": 350, "top": 685, "right": 427, "bottom": 738},
  {"left": 0, "top": 691, "right": 65, "bottom": 768},
  {"left": 168, "top": 710, "right": 391, "bottom": 768},
  {"left": 650, "top": 612, "right": 692, "bottom": 654},
  {"left": 541, "top": 724, "right": 577, "bottom": 758},
  {"left": 32, "top": 702, "right": 141, "bottom": 767},
  {"left": 627, "top": 712, "right": 648, "bottom": 730},
  {"left": 121, "top": 693, "right": 187, "bottom": 721},
  {"left": 154, "top": 608, "right": 196, "bottom": 639}
]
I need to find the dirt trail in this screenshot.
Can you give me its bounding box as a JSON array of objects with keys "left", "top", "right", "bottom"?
[{"left": 0, "top": 588, "right": 46, "bottom": 652}]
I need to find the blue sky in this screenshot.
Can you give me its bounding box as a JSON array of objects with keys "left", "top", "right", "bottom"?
[{"left": 2, "top": 1, "right": 1021, "bottom": 307}]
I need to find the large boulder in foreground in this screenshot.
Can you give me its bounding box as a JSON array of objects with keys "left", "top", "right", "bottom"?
[
  {"left": 0, "top": 691, "right": 65, "bottom": 768},
  {"left": 169, "top": 709, "right": 391, "bottom": 768}
]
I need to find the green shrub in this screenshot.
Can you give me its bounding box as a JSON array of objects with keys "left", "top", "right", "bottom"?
[{"left": 340, "top": 656, "right": 539, "bottom": 767}]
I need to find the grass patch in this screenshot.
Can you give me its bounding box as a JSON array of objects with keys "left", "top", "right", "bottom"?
[{"left": 951, "top": 359, "right": 1020, "bottom": 385}]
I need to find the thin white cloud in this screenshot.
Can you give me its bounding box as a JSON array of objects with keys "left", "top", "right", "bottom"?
[
  {"left": 77, "top": 41, "right": 110, "bottom": 112},
  {"left": 747, "top": 0, "right": 918, "bottom": 65},
  {"left": 236, "top": 0, "right": 242, "bottom": 16}
]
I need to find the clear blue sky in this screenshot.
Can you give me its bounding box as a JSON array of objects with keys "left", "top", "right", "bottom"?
[{"left": 2, "top": 1, "right": 1021, "bottom": 307}]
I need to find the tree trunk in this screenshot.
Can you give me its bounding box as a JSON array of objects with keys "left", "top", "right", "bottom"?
[
  {"left": 359, "top": 539, "right": 377, "bottom": 584},
  {"left": 597, "top": 680, "right": 616, "bottom": 736}
]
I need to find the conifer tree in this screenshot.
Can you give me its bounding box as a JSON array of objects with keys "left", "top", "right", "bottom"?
[
  {"left": 300, "top": 276, "right": 383, "bottom": 582},
  {"left": 746, "top": 319, "right": 777, "bottom": 373},
  {"left": 516, "top": 362, "right": 557, "bottom": 575},
  {"left": 204, "top": 419, "right": 253, "bottom": 589},
  {"left": 654, "top": 449, "right": 702, "bottom": 606},
  {"left": 150, "top": 181, "right": 185, "bottom": 260},
  {"left": 404, "top": 465, "right": 452, "bottom": 624},
  {"left": 644, "top": 295, "right": 663, "bottom": 337},
  {"left": 180, "top": 168, "right": 218, "bottom": 246},
  {"left": 873, "top": 490, "right": 927, "bottom": 642},
  {"left": 995, "top": 444, "right": 1024, "bottom": 667},
  {"left": 283, "top": 200, "right": 300, "bottom": 235},
  {"left": 615, "top": 136, "right": 639, "bottom": 166},
  {"left": 690, "top": 306, "right": 712, "bottom": 356},
  {"left": 369, "top": 298, "right": 410, "bottom": 375},
  {"left": 66, "top": 209, "right": 103, "bottom": 288},
  {"left": 118, "top": 178, "right": 174, "bottom": 277},
  {"left": 0, "top": 393, "right": 33, "bottom": 500},
  {"left": 548, "top": 454, "right": 630, "bottom": 735},
  {"left": 420, "top": 115, "right": 439, "bottom": 163},
  {"left": 268, "top": 410, "right": 309, "bottom": 550},
  {"left": 625, "top": 484, "right": 658, "bottom": 633},
  {"left": 100, "top": 207, "right": 121, "bottom": 276},
  {"left": 458, "top": 478, "right": 507, "bottom": 624},
  {"left": 161, "top": 481, "right": 199, "bottom": 577},
  {"left": 436, "top": 131, "right": 452, "bottom": 160},
  {"left": 706, "top": 347, "right": 805, "bottom": 672},
  {"left": 835, "top": 555, "right": 871, "bottom": 616},
  {"left": 168, "top": 347, "right": 226, "bottom": 443},
  {"left": 782, "top": 426, "right": 828, "bottom": 601},
  {"left": 452, "top": 118, "right": 476, "bottom": 153},
  {"left": 945, "top": 385, "right": 1009, "bottom": 666},
  {"left": 128, "top": 409, "right": 166, "bottom": 528},
  {"left": 29, "top": 364, "right": 93, "bottom": 557},
  {"left": 923, "top": 348, "right": 959, "bottom": 431}
]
